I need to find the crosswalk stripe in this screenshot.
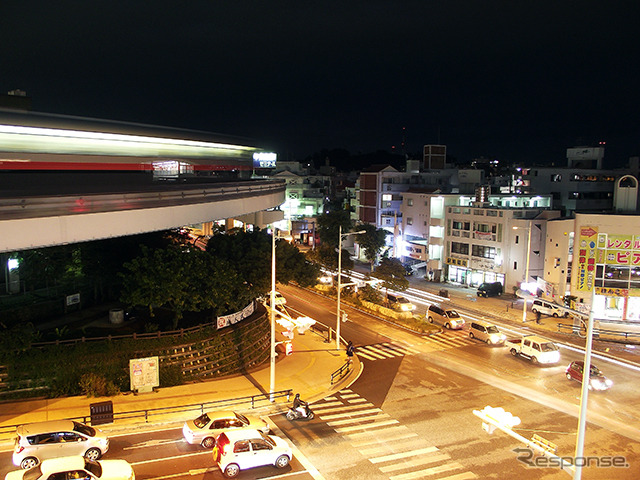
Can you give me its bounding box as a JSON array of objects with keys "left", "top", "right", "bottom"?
[
  {"left": 434, "top": 471, "right": 477, "bottom": 480},
  {"left": 327, "top": 413, "right": 390, "bottom": 426},
  {"left": 353, "top": 431, "right": 418, "bottom": 449},
  {"left": 347, "top": 398, "right": 367, "bottom": 404},
  {"left": 320, "top": 408, "right": 382, "bottom": 421},
  {"left": 357, "top": 347, "right": 388, "bottom": 359},
  {"left": 335, "top": 419, "right": 399, "bottom": 433},
  {"left": 346, "top": 425, "right": 410, "bottom": 440},
  {"left": 381, "top": 343, "right": 414, "bottom": 355},
  {"left": 379, "top": 452, "right": 450, "bottom": 472},
  {"left": 341, "top": 393, "right": 360, "bottom": 399},
  {"left": 316, "top": 403, "right": 375, "bottom": 415},
  {"left": 389, "top": 461, "right": 465, "bottom": 480},
  {"left": 364, "top": 346, "right": 398, "bottom": 358},
  {"left": 427, "top": 335, "right": 467, "bottom": 347},
  {"left": 369, "top": 446, "right": 439, "bottom": 464},
  {"left": 355, "top": 350, "right": 379, "bottom": 361},
  {"left": 312, "top": 401, "right": 346, "bottom": 410}
]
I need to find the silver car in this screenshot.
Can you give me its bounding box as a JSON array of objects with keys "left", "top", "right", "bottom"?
[
  {"left": 12, "top": 420, "right": 109, "bottom": 469},
  {"left": 182, "top": 411, "right": 269, "bottom": 449}
]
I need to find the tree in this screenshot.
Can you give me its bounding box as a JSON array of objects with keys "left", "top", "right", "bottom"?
[
  {"left": 120, "top": 245, "right": 242, "bottom": 328},
  {"left": 316, "top": 210, "right": 353, "bottom": 247},
  {"left": 372, "top": 258, "right": 409, "bottom": 293},
  {"left": 276, "top": 240, "right": 320, "bottom": 287},
  {"left": 358, "top": 223, "right": 388, "bottom": 271}
]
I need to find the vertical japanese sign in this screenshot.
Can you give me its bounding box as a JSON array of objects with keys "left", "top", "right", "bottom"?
[{"left": 576, "top": 226, "right": 598, "bottom": 292}]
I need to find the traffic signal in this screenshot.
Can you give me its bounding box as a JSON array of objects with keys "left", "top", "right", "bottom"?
[
  {"left": 285, "top": 341, "right": 293, "bottom": 356},
  {"left": 474, "top": 406, "right": 521, "bottom": 435}
]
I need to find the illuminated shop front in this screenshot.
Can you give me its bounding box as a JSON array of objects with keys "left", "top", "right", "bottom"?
[
  {"left": 576, "top": 227, "right": 640, "bottom": 322},
  {"left": 445, "top": 256, "right": 505, "bottom": 287}
]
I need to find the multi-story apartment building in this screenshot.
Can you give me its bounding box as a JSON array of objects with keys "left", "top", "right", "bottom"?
[{"left": 443, "top": 199, "right": 559, "bottom": 293}]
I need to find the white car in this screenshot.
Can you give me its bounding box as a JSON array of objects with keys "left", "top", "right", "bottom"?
[
  {"left": 182, "top": 411, "right": 269, "bottom": 448},
  {"left": 12, "top": 420, "right": 109, "bottom": 469},
  {"left": 213, "top": 429, "right": 292, "bottom": 478},
  {"left": 5, "top": 456, "right": 134, "bottom": 480}
]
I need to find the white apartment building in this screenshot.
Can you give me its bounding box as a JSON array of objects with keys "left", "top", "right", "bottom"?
[{"left": 443, "top": 199, "right": 559, "bottom": 293}]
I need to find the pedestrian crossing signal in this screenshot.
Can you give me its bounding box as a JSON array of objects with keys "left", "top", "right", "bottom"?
[{"left": 285, "top": 341, "right": 293, "bottom": 356}]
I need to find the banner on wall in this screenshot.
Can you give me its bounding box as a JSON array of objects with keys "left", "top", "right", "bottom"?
[
  {"left": 597, "top": 233, "right": 640, "bottom": 265},
  {"left": 576, "top": 226, "right": 598, "bottom": 292},
  {"left": 217, "top": 301, "right": 256, "bottom": 329}
]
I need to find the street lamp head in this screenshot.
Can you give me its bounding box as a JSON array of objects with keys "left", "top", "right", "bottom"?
[{"left": 355, "top": 230, "right": 366, "bottom": 235}]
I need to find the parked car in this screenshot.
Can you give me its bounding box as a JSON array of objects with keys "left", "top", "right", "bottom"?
[
  {"left": 386, "top": 293, "right": 416, "bottom": 312},
  {"left": 182, "top": 411, "right": 269, "bottom": 448},
  {"left": 468, "top": 320, "right": 506, "bottom": 345},
  {"left": 476, "top": 282, "right": 503, "bottom": 297},
  {"left": 565, "top": 361, "right": 612, "bottom": 391},
  {"left": 427, "top": 304, "right": 465, "bottom": 329},
  {"left": 5, "top": 456, "right": 134, "bottom": 480},
  {"left": 531, "top": 299, "right": 567, "bottom": 318},
  {"left": 213, "top": 429, "right": 292, "bottom": 478},
  {"left": 12, "top": 420, "right": 109, "bottom": 469}
]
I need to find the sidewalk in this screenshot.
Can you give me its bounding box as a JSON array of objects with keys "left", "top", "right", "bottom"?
[{"left": 0, "top": 321, "right": 360, "bottom": 445}]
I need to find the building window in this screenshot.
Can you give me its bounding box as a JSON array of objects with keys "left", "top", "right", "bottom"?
[
  {"left": 451, "top": 242, "right": 469, "bottom": 255},
  {"left": 407, "top": 199, "right": 414, "bottom": 206},
  {"left": 382, "top": 194, "right": 392, "bottom": 201},
  {"left": 514, "top": 261, "right": 518, "bottom": 269},
  {"left": 472, "top": 245, "right": 496, "bottom": 259},
  {"left": 407, "top": 218, "right": 413, "bottom": 225}
]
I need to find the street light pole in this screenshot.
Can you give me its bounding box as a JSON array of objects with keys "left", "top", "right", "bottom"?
[
  {"left": 269, "top": 227, "right": 276, "bottom": 401},
  {"left": 515, "top": 224, "right": 533, "bottom": 323},
  {"left": 336, "top": 226, "right": 365, "bottom": 351}
]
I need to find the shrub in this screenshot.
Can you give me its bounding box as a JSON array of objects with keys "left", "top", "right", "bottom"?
[{"left": 79, "top": 372, "right": 120, "bottom": 397}]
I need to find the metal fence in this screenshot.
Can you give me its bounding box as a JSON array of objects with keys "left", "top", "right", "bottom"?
[{"left": 0, "top": 389, "right": 293, "bottom": 440}]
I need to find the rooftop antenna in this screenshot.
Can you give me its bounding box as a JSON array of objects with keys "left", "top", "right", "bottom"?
[{"left": 402, "top": 126, "right": 407, "bottom": 159}]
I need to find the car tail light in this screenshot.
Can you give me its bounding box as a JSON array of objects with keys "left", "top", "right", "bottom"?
[{"left": 15, "top": 445, "right": 24, "bottom": 454}]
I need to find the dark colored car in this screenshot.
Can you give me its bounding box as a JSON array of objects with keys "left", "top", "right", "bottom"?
[
  {"left": 565, "top": 361, "right": 612, "bottom": 391},
  {"left": 477, "top": 282, "right": 503, "bottom": 297}
]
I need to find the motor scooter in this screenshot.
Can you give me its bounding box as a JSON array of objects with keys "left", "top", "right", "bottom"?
[{"left": 286, "top": 405, "right": 314, "bottom": 420}]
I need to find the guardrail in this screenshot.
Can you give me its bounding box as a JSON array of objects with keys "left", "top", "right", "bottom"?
[
  {"left": 331, "top": 360, "right": 351, "bottom": 385},
  {"left": 0, "top": 389, "right": 293, "bottom": 438},
  {"left": 557, "top": 322, "right": 640, "bottom": 341}
]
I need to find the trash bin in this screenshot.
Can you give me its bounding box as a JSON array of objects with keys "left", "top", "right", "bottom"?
[
  {"left": 90, "top": 401, "right": 114, "bottom": 426},
  {"left": 439, "top": 289, "right": 449, "bottom": 298}
]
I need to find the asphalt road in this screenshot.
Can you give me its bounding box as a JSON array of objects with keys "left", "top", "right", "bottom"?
[{"left": 1, "top": 283, "right": 638, "bottom": 480}]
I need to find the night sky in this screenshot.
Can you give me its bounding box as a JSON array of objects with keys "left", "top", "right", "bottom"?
[{"left": 2, "top": 1, "right": 639, "bottom": 166}]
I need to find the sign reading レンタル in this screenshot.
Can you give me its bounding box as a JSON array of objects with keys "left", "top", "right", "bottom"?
[
  {"left": 576, "top": 226, "right": 598, "bottom": 292},
  {"left": 597, "top": 233, "right": 640, "bottom": 265}
]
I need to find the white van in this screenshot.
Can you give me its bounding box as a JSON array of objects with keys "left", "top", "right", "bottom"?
[
  {"left": 468, "top": 320, "right": 506, "bottom": 345},
  {"left": 531, "top": 299, "right": 567, "bottom": 318}
]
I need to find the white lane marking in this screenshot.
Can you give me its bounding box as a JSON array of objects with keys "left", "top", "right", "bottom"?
[
  {"left": 346, "top": 425, "right": 411, "bottom": 440},
  {"left": 131, "top": 450, "right": 210, "bottom": 465},
  {"left": 347, "top": 398, "right": 368, "bottom": 404},
  {"left": 327, "top": 413, "right": 390, "bottom": 426},
  {"left": 435, "top": 471, "right": 478, "bottom": 480},
  {"left": 355, "top": 350, "right": 379, "bottom": 361},
  {"left": 353, "top": 431, "right": 418, "bottom": 449},
  {"left": 320, "top": 408, "right": 382, "bottom": 420},
  {"left": 389, "top": 461, "right": 465, "bottom": 480},
  {"left": 316, "top": 403, "right": 375, "bottom": 415},
  {"left": 124, "top": 438, "right": 185, "bottom": 450},
  {"left": 335, "top": 419, "right": 399, "bottom": 433},
  {"left": 379, "top": 453, "right": 451, "bottom": 472},
  {"left": 369, "top": 446, "right": 439, "bottom": 464}
]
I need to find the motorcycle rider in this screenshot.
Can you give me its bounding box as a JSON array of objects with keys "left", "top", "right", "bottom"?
[{"left": 293, "top": 393, "right": 310, "bottom": 417}]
